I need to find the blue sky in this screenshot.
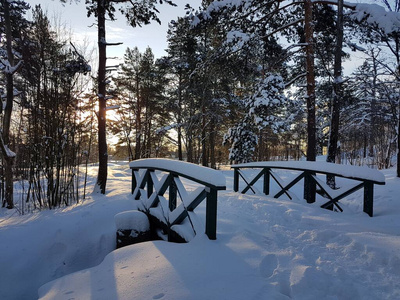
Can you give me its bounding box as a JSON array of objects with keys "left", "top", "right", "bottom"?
[{"left": 27, "top": 0, "right": 200, "bottom": 59}]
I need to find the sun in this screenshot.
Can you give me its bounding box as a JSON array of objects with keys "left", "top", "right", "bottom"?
[{"left": 105, "top": 105, "right": 120, "bottom": 122}]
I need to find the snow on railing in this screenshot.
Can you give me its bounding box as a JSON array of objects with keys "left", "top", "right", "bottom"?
[
  {"left": 232, "top": 161, "right": 385, "bottom": 217},
  {"left": 130, "top": 159, "right": 226, "bottom": 241}
]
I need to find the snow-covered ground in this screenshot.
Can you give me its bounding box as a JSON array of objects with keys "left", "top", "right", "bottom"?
[{"left": 1, "top": 161, "right": 399, "bottom": 299}]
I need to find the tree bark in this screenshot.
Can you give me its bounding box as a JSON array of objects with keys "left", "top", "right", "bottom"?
[
  {"left": 1, "top": 0, "right": 17, "bottom": 208},
  {"left": 135, "top": 74, "right": 142, "bottom": 160},
  {"left": 95, "top": 0, "right": 108, "bottom": 194},
  {"left": 304, "top": 0, "right": 316, "bottom": 162},
  {"left": 398, "top": 101, "right": 400, "bottom": 177},
  {"left": 177, "top": 75, "right": 183, "bottom": 161},
  {"left": 201, "top": 101, "right": 207, "bottom": 166},
  {"left": 304, "top": 0, "right": 316, "bottom": 203},
  {"left": 326, "top": 0, "right": 344, "bottom": 188},
  {"left": 209, "top": 119, "right": 216, "bottom": 169}
]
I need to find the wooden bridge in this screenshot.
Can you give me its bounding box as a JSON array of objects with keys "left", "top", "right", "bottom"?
[
  {"left": 128, "top": 159, "right": 385, "bottom": 243},
  {"left": 232, "top": 161, "right": 385, "bottom": 217},
  {"left": 130, "top": 159, "right": 226, "bottom": 242}
]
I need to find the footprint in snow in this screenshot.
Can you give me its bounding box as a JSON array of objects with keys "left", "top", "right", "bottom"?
[
  {"left": 153, "top": 293, "right": 165, "bottom": 299},
  {"left": 260, "top": 254, "right": 278, "bottom": 278}
]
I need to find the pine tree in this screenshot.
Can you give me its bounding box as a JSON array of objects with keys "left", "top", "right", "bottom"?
[
  {"left": 65, "top": 0, "right": 176, "bottom": 193},
  {"left": 224, "top": 74, "right": 291, "bottom": 163},
  {"left": 0, "top": 0, "right": 29, "bottom": 208},
  {"left": 114, "top": 46, "right": 169, "bottom": 159}
]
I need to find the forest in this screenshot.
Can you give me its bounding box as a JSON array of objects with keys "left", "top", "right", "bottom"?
[{"left": 0, "top": 0, "right": 399, "bottom": 211}]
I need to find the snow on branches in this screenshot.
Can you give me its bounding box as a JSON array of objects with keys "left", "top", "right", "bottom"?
[
  {"left": 224, "top": 73, "right": 290, "bottom": 163},
  {"left": 224, "top": 121, "right": 257, "bottom": 163},
  {"left": 350, "top": 3, "right": 400, "bottom": 35},
  {"left": 247, "top": 74, "right": 288, "bottom": 130}
]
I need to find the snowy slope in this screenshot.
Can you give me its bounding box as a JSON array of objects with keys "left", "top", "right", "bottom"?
[{"left": 1, "top": 162, "right": 400, "bottom": 299}]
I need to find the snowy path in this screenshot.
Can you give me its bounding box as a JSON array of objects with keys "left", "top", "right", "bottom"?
[{"left": 1, "top": 164, "right": 400, "bottom": 299}]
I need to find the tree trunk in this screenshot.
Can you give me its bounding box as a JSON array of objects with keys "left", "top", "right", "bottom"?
[
  {"left": 397, "top": 101, "right": 400, "bottom": 177},
  {"left": 201, "top": 98, "right": 207, "bottom": 166},
  {"left": 304, "top": 0, "right": 316, "bottom": 162},
  {"left": 304, "top": 0, "right": 316, "bottom": 203},
  {"left": 209, "top": 119, "right": 216, "bottom": 169},
  {"left": 368, "top": 49, "right": 379, "bottom": 159},
  {"left": 326, "top": 0, "right": 344, "bottom": 188},
  {"left": 135, "top": 75, "right": 141, "bottom": 160},
  {"left": 95, "top": 0, "right": 108, "bottom": 194},
  {"left": 1, "top": 0, "right": 18, "bottom": 208},
  {"left": 177, "top": 75, "right": 183, "bottom": 161},
  {"left": 187, "top": 96, "right": 194, "bottom": 163}
]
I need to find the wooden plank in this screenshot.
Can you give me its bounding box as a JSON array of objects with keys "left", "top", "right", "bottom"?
[
  {"left": 169, "top": 174, "right": 177, "bottom": 211},
  {"left": 131, "top": 168, "right": 137, "bottom": 194},
  {"left": 273, "top": 171, "right": 305, "bottom": 199},
  {"left": 232, "top": 161, "right": 385, "bottom": 185},
  {"left": 363, "top": 181, "right": 374, "bottom": 217},
  {"left": 169, "top": 188, "right": 206, "bottom": 226},
  {"left": 263, "top": 168, "right": 270, "bottom": 195},
  {"left": 231, "top": 161, "right": 384, "bottom": 217},
  {"left": 205, "top": 188, "right": 218, "bottom": 240},
  {"left": 233, "top": 168, "right": 239, "bottom": 192},
  {"left": 237, "top": 170, "right": 257, "bottom": 194},
  {"left": 130, "top": 158, "right": 226, "bottom": 190},
  {"left": 130, "top": 159, "right": 226, "bottom": 241},
  {"left": 320, "top": 182, "right": 364, "bottom": 211},
  {"left": 311, "top": 174, "right": 343, "bottom": 212},
  {"left": 242, "top": 169, "right": 265, "bottom": 194},
  {"left": 147, "top": 169, "right": 154, "bottom": 199}
]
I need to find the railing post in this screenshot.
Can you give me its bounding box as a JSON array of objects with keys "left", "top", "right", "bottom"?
[
  {"left": 205, "top": 187, "right": 217, "bottom": 240},
  {"left": 147, "top": 169, "right": 154, "bottom": 199},
  {"left": 169, "top": 173, "right": 177, "bottom": 211},
  {"left": 233, "top": 168, "right": 239, "bottom": 192},
  {"left": 263, "top": 168, "right": 270, "bottom": 195},
  {"left": 304, "top": 171, "right": 316, "bottom": 203},
  {"left": 131, "top": 168, "right": 137, "bottom": 194},
  {"left": 363, "top": 181, "right": 374, "bottom": 217},
  {"left": 130, "top": 159, "right": 226, "bottom": 241}
]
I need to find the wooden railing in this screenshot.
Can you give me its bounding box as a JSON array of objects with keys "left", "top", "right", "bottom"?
[
  {"left": 130, "top": 159, "right": 226, "bottom": 241},
  {"left": 232, "top": 161, "right": 385, "bottom": 217}
]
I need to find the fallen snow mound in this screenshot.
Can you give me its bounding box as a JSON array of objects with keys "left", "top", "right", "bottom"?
[{"left": 1, "top": 163, "right": 400, "bottom": 300}]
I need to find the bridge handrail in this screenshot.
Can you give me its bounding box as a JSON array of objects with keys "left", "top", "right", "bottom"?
[
  {"left": 232, "top": 161, "right": 385, "bottom": 217},
  {"left": 232, "top": 161, "right": 385, "bottom": 185},
  {"left": 130, "top": 159, "right": 226, "bottom": 190},
  {"left": 130, "top": 159, "right": 226, "bottom": 241}
]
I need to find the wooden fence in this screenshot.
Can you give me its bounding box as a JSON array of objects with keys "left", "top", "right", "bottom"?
[
  {"left": 130, "top": 159, "right": 226, "bottom": 241},
  {"left": 232, "top": 161, "right": 385, "bottom": 217}
]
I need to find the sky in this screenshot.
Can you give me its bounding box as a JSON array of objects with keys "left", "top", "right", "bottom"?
[{"left": 27, "top": 0, "right": 201, "bottom": 61}]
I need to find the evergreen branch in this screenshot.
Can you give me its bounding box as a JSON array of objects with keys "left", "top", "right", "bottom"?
[
  {"left": 260, "top": 18, "right": 305, "bottom": 40},
  {"left": 285, "top": 72, "right": 307, "bottom": 88}
]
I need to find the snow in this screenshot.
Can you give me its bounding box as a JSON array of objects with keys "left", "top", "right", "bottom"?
[
  {"left": 105, "top": 105, "right": 121, "bottom": 110},
  {"left": 114, "top": 210, "right": 149, "bottom": 231},
  {"left": 350, "top": 3, "right": 400, "bottom": 34},
  {"left": 233, "top": 160, "right": 385, "bottom": 183},
  {"left": 0, "top": 59, "right": 23, "bottom": 74},
  {"left": 1, "top": 161, "right": 400, "bottom": 299},
  {"left": 4, "top": 144, "right": 16, "bottom": 158},
  {"left": 130, "top": 158, "right": 226, "bottom": 188}
]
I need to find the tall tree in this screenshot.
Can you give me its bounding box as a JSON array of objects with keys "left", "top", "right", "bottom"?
[
  {"left": 347, "top": 0, "right": 400, "bottom": 175},
  {"left": 19, "top": 5, "right": 91, "bottom": 209},
  {"left": 0, "top": 0, "right": 29, "bottom": 208},
  {"left": 192, "top": 0, "right": 318, "bottom": 161},
  {"left": 75, "top": 0, "right": 176, "bottom": 193},
  {"left": 165, "top": 17, "right": 199, "bottom": 161},
  {"left": 326, "top": 0, "right": 344, "bottom": 188}
]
